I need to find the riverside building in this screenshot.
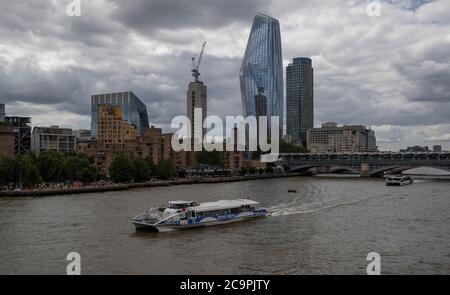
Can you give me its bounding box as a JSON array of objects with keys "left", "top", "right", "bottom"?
[
  {"left": 307, "top": 122, "right": 377, "bottom": 153},
  {"left": 31, "top": 126, "right": 76, "bottom": 155}
]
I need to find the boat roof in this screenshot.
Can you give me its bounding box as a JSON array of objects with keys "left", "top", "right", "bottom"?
[
  {"left": 191, "top": 199, "right": 259, "bottom": 212},
  {"left": 168, "top": 200, "right": 195, "bottom": 205}
]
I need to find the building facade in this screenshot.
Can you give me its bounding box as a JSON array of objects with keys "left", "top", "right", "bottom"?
[
  {"left": 78, "top": 128, "right": 187, "bottom": 176},
  {"left": 239, "top": 13, "right": 283, "bottom": 135},
  {"left": 286, "top": 58, "right": 314, "bottom": 146},
  {"left": 4, "top": 116, "right": 32, "bottom": 154},
  {"left": 187, "top": 81, "right": 207, "bottom": 150},
  {"left": 307, "top": 122, "right": 377, "bottom": 153},
  {"left": 31, "top": 126, "right": 76, "bottom": 155},
  {"left": 433, "top": 145, "right": 442, "bottom": 153},
  {"left": 91, "top": 91, "right": 149, "bottom": 136},
  {"left": 96, "top": 104, "right": 137, "bottom": 144},
  {"left": 400, "top": 145, "right": 430, "bottom": 153},
  {"left": 73, "top": 129, "right": 92, "bottom": 140},
  {"left": 0, "top": 121, "right": 14, "bottom": 158}
]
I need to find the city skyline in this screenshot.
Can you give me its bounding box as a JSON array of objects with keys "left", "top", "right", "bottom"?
[{"left": 0, "top": 0, "right": 449, "bottom": 151}]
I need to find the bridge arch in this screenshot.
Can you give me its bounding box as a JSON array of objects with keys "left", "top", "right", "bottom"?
[
  {"left": 371, "top": 165, "right": 450, "bottom": 176},
  {"left": 289, "top": 165, "right": 359, "bottom": 174}
]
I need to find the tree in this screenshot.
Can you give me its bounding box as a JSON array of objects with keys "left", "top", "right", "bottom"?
[
  {"left": 195, "top": 150, "right": 224, "bottom": 166},
  {"left": 10, "top": 154, "right": 42, "bottom": 188},
  {"left": 144, "top": 156, "right": 157, "bottom": 177},
  {"left": 77, "top": 165, "right": 98, "bottom": 183},
  {"left": 109, "top": 153, "right": 135, "bottom": 182},
  {"left": 63, "top": 153, "right": 97, "bottom": 183},
  {"left": 133, "top": 157, "right": 150, "bottom": 182},
  {"left": 0, "top": 157, "right": 13, "bottom": 186},
  {"left": 155, "top": 159, "right": 177, "bottom": 179},
  {"left": 37, "top": 151, "right": 65, "bottom": 182},
  {"left": 279, "top": 140, "right": 308, "bottom": 153}
]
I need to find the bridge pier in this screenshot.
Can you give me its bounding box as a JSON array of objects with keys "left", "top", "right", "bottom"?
[{"left": 360, "top": 163, "right": 370, "bottom": 178}]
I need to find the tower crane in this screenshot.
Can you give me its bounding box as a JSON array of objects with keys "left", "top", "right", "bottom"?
[{"left": 191, "top": 41, "right": 206, "bottom": 82}]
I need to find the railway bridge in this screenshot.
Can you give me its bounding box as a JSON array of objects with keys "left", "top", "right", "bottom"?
[{"left": 279, "top": 152, "right": 450, "bottom": 177}]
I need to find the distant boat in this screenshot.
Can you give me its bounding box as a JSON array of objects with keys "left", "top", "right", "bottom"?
[
  {"left": 385, "top": 175, "right": 413, "bottom": 186},
  {"left": 131, "top": 199, "right": 270, "bottom": 232},
  {"left": 288, "top": 189, "right": 297, "bottom": 193}
]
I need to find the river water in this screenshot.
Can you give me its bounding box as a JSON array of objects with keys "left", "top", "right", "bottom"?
[{"left": 0, "top": 176, "right": 449, "bottom": 274}]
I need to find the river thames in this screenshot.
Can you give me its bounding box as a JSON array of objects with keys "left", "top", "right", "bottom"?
[{"left": 0, "top": 176, "right": 449, "bottom": 274}]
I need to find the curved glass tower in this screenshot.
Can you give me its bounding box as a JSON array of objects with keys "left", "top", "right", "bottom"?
[{"left": 239, "top": 13, "right": 283, "bottom": 134}]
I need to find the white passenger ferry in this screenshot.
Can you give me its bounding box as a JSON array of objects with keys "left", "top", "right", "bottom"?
[{"left": 131, "top": 199, "right": 269, "bottom": 232}]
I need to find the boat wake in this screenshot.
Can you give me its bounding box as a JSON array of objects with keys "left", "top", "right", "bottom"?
[{"left": 268, "top": 197, "right": 370, "bottom": 217}]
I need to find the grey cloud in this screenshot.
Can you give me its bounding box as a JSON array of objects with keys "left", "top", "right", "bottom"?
[
  {"left": 110, "top": 0, "right": 270, "bottom": 34},
  {"left": 1, "top": 0, "right": 450, "bottom": 149}
]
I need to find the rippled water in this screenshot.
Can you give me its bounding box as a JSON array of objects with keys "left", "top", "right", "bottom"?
[{"left": 0, "top": 176, "right": 449, "bottom": 274}]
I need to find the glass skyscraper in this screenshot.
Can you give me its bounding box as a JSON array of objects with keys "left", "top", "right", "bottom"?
[
  {"left": 286, "top": 58, "right": 314, "bottom": 146},
  {"left": 91, "top": 91, "right": 149, "bottom": 137},
  {"left": 239, "top": 13, "right": 283, "bottom": 134}
]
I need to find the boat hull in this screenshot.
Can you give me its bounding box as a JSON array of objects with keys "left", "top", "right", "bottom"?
[{"left": 131, "top": 212, "right": 269, "bottom": 232}]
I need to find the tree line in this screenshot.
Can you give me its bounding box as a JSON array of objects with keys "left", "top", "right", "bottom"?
[
  {"left": 0, "top": 151, "right": 97, "bottom": 188},
  {"left": 0, "top": 151, "right": 178, "bottom": 189}
]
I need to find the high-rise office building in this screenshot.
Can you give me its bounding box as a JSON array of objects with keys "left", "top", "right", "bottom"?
[
  {"left": 239, "top": 13, "right": 283, "bottom": 135},
  {"left": 91, "top": 91, "right": 149, "bottom": 137},
  {"left": 286, "top": 58, "right": 314, "bottom": 146},
  {"left": 31, "top": 126, "right": 76, "bottom": 155}
]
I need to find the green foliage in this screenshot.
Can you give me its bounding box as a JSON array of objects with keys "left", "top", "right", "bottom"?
[
  {"left": 37, "top": 151, "right": 65, "bottom": 182},
  {"left": 7, "top": 154, "right": 42, "bottom": 188},
  {"left": 109, "top": 153, "right": 135, "bottom": 182},
  {"left": 144, "top": 156, "right": 157, "bottom": 177},
  {"left": 155, "top": 158, "right": 177, "bottom": 179},
  {"left": 195, "top": 150, "right": 224, "bottom": 166},
  {"left": 265, "top": 166, "right": 274, "bottom": 174},
  {"left": 240, "top": 167, "right": 248, "bottom": 175},
  {"left": 279, "top": 140, "right": 308, "bottom": 153},
  {"left": 133, "top": 157, "right": 151, "bottom": 182},
  {"left": 0, "top": 151, "right": 99, "bottom": 188}
]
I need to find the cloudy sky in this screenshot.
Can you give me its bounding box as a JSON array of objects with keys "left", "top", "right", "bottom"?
[{"left": 0, "top": 0, "right": 449, "bottom": 151}]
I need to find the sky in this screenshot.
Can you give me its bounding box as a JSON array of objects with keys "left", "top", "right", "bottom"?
[{"left": 0, "top": 0, "right": 449, "bottom": 151}]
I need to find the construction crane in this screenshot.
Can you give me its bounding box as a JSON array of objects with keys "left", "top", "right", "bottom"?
[
  {"left": 191, "top": 41, "right": 206, "bottom": 82},
  {"left": 248, "top": 63, "right": 264, "bottom": 95}
]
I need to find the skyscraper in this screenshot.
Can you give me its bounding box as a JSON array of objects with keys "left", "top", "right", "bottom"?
[
  {"left": 286, "top": 57, "right": 314, "bottom": 146},
  {"left": 239, "top": 13, "right": 283, "bottom": 135},
  {"left": 91, "top": 91, "right": 149, "bottom": 137},
  {"left": 187, "top": 81, "right": 207, "bottom": 149}
]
